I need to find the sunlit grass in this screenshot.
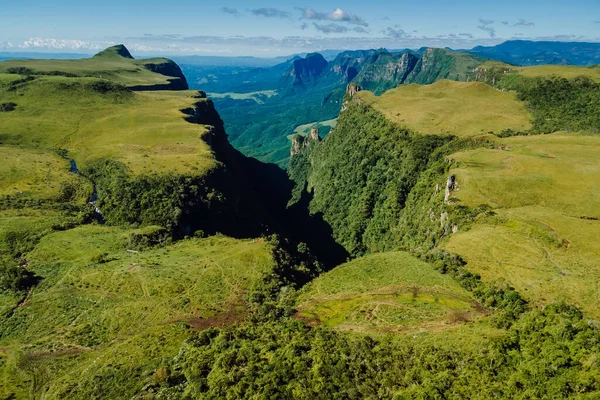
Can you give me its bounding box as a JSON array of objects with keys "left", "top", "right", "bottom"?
[
  {"left": 297, "top": 252, "right": 482, "bottom": 335},
  {"left": 357, "top": 79, "right": 532, "bottom": 137},
  {"left": 443, "top": 132, "right": 600, "bottom": 318}
]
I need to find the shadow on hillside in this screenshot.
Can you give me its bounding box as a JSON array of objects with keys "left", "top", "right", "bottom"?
[{"left": 241, "top": 156, "right": 349, "bottom": 270}]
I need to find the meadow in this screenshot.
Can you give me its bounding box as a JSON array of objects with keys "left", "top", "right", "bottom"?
[
  {"left": 0, "top": 227, "right": 273, "bottom": 398},
  {"left": 0, "top": 75, "right": 216, "bottom": 176},
  {"left": 297, "top": 251, "right": 483, "bottom": 335},
  {"left": 357, "top": 80, "right": 532, "bottom": 137},
  {"left": 443, "top": 133, "right": 600, "bottom": 317}
]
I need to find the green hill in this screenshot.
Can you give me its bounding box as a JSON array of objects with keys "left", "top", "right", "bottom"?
[
  {"left": 0, "top": 46, "right": 292, "bottom": 398},
  {"left": 443, "top": 133, "right": 600, "bottom": 318},
  {"left": 289, "top": 62, "right": 600, "bottom": 319},
  {"left": 0, "top": 44, "right": 188, "bottom": 90},
  {"left": 297, "top": 251, "right": 482, "bottom": 335}
]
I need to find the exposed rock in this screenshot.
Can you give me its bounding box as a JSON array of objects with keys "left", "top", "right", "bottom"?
[
  {"left": 352, "top": 51, "right": 419, "bottom": 94},
  {"left": 452, "top": 224, "right": 459, "bottom": 234},
  {"left": 308, "top": 126, "right": 320, "bottom": 142},
  {"left": 429, "top": 208, "right": 436, "bottom": 222},
  {"left": 444, "top": 175, "right": 457, "bottom": 204},
  {"left": 290, "top": 135, "right": 306, "bottom": 157},
  {"left": 346, "top": 83, "right": 362, "bottom": 97},
  {"left": 281, "top": 53, "right": 328, "bottom": 94},
  {"left": 440, "top": 211, "right": 449, "bottom": 228},
  {"left": 290, "top": 127, "right": 321, "bottom": 157}
]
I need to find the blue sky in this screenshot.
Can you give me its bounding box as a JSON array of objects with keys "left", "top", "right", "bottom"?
[{"left": 1, "top": 0, "right": 599, "bottom": 56}]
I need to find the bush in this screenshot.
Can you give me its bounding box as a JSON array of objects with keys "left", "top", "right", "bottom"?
[
  {"left": 0, "top": 102, "right": 17, "bottom": 112},
  {"left": 0, "top": 263, "right": 33, "bottom": 293}
]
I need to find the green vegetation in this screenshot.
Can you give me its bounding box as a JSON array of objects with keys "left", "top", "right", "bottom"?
[
  {"left": 357, "top": 80, "right": 532, "bottom": 137},
  {"left": 443, "top": 133, "right": 600, "bottom": 317},
  {"left": 516, "top": 64, "right": 600, "bottom": 81},
  {"left": 206, "top": 48, "right": 487, "bottom": 166},
  {"left": 0, "top": 47, "right": 280, "bottom": 398},
  {"left": 297, "top": 252, "right": 482, "bottom": 334},
  {"left": 0, "top": 227, "right": 274, "bottom": 398},
  {"left": 208, "top": 90, "right": 277, "bottom": 103},
  {"left": 0, "top": 75, "right": 215, "bottom": 175},
  {"left": 148, "top": 303, "right": 600, "bottom": 399},
  {"left": 302, "top": 100, "right": 455, "bottom": 256},
  {"left": 3, "top": 44, "right": 600, "bottom": 398},
  {"left": 0, "top": 44, "right": 187, "bottom": 90},
  {"left": 473, "top": 64, "right": 600, "bottom": 134},
  {"left": 407, "top": 48, "right": 484, "bottom": 84}
]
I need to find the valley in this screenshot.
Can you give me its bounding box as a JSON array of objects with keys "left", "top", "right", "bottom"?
[{"left": 1, "top": 40, "right": 600, "bottom": 398}]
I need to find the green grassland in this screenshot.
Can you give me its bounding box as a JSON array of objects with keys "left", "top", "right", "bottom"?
[
  {"left": 0, "top": 75, "right": 216, "bottom": 176},
  {"left": 0, "top": 226, "right": 273, "bottom": 398},
  {"left": 293, "top": 118, "right": 338, "bottom": 135},
  {"left": 297, "top": 252, "right": 483, "bottom": 335},
  {"left": 516, "top": 64, "right": 600, "bottom": 82},
  {"left": 443, "top": 133, "right": 600, "bottom": 318},
  {"left": 356, "top": 80, "right": 532, "bottom": 137},
  {"left": 0, "top": 46, "right": 178, "bottom": 89},
  {"left": 207, "top": 90, "right": 277, "bottom": 104},
  {"left": 0, "top": 146, "right": 89, "bottom": 201}
]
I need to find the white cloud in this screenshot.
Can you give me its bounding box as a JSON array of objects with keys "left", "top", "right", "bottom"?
[
  {"left": 6, "top": 33, "right": 600, "bottom": 57},
  {"left": 297, "top": 7, "right": 368, "bottom": 27},
  {"left": 249, "top": 8, "right": 291, "bottom": 19},
  {"left": 0, "top": 41, "right": 14, "bottom": 49},
  {"left": 20, "top": 37, "right": 109, "bottom": 51},
  {"left": 514, "top": 19, "right": 535, "bottom": 27}
]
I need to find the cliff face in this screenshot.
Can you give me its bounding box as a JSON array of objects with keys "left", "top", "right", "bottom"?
[
  {"left": 135, "top": 59, "right": 189, "bottom": 91},
  {"left": 353, "top": 51, "right": 419, "bottom": 94},
  {"left": 287, "top": 92, "right": 456, "bottom": 256},
  {"left": 405, "top": 48, "right": 482, "bottom": 84},
  {"left": 290, "top": 127, "right": 321, "bottom": 157},
  {"left": 282, "top": 53, "right": 328, "bottom": 94},
  {"left": 330, "top": 50, "right": 377, "bottom": 82}
]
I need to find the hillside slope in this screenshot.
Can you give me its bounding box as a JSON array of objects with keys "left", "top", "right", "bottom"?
[
  {"left": 289, "top": 65, "right": 600, "bottom": 319},
  {"left": 0, "top": 45, "right": 303, "bottom": 398},
  {"left": 206, "top": 47, "right": 486, "bottom": 165}
]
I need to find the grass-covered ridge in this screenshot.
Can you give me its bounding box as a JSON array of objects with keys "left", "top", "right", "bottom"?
[
  {"left": 0, "top": 75, "right": 215, "bottom": 175},
  {"left": 0, "top": 44, "right": 188, "bottom": 90},
  {"left": 357, "top": 79, "right": 532, "bottom": 137}
]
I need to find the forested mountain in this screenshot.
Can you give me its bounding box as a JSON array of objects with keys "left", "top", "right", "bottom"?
[
  {"left": 194, "top": 47, "right": 485, "bottom": 165},
  {"left": 468, "top": 40, "right": 600, "bottom": 66},
  {"left": 176, "top": 40, "right": 600, "bottom": 166}
]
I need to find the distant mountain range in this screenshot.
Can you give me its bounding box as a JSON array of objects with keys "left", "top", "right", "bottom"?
[
  {"left": 179, "top": 40, "right": 600, "bottom": 165},
  {"left": 465, "top": 40, "right": 600, "bottom": 66}
]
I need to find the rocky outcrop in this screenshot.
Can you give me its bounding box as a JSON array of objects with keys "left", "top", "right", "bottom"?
[
  {"left": 352, "top": 51, "right": 419, "bottom": 94},
  {"left": 444, "top": 175, "right": 458, "bottom": 204},
  {"left": 346, "top": 83, "right": 362, "bottom": 97},
  {"left": 290, "top": 127, "right": 321, "bottom": 157}
]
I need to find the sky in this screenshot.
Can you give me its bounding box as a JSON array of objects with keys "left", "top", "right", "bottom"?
[{"left": 0, "top": 0, "right": 599, "bottom": 56}]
